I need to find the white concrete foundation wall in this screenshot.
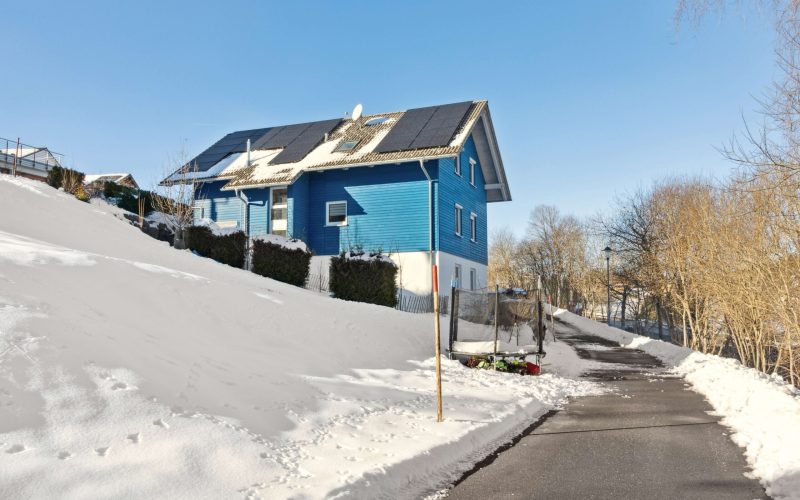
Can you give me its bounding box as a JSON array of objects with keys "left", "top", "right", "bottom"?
[
  {"left": 389, "top": 251, "right": 433, "bottom": 295},
  {"left": 310, "top": 251, "right": 487, "bottom": 296},
  {"left": 436, "top": 251, "right": 488, "bottom": 293}
]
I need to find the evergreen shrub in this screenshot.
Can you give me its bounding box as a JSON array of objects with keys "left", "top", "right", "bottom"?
[
  {"left": 251, "top": 239, "right": 312, "bottom": 287},
  {"left": 185, "top": 225, "right": 247, "bottom": 268},
  {"left": 329, "top": 252, "right": 397, "bottom": 307}
]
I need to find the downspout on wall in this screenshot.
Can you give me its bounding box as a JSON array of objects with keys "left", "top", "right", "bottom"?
[
  {"left": 419, "top": 160, "right": 433, "bottom": 292},
  {"left": 236, "top": 188, "right": 251, "bottom": 270}
]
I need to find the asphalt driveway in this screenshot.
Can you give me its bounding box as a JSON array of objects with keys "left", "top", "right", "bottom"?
[{"left": 445, "top": 318, "right": 768, "bottom": 500}]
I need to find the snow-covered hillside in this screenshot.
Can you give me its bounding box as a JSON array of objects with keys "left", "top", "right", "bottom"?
[{"left": 0, "top": 175, "right": 598, "bottom": 499}]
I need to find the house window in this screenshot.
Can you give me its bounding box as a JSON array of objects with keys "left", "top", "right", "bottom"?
[
  {"left": 335, "top": 140, "right": 360, "bottom": 152},
  {"left": 469, "top": 158, "right": 476, "bottom": 186},
  {"left": 470, "top": 212, "right": 477, "bottom": 242},
  {"left": 326, "top": 201, "right": 347, "bottom": 226},
  {"left": 454, "top": 264, "right": 462, "bottom": 288},
  {"left": 470, "top": 268, "right": 477, "bottom": 291},
  {"left": 455, "top": 156, "right": 461, "bottom": 176},
  {"left": 454, "top": 204, "right": 462, "bottom": 236},
  {"left": 271, "top": 187, "right": 288, "bottom": 237}
]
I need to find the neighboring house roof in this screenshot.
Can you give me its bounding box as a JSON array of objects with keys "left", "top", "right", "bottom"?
[
  {"left": 84, "top": 173, "right": 139, "bottom": 189},
  {"left": 0, "top": 146, "right": 62, "bottom": 169},
  {"left": 163, "top": 100, "right": 510, "bottom": 202}
]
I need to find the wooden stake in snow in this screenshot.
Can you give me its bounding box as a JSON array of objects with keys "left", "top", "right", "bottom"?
[{"left": 432, "top": 264, "right": 443, "bottom": 422}]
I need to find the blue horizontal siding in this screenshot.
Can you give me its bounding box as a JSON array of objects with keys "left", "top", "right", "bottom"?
[
  {"left": 192, "top": 181, "right": 270, "bottom": 236},
  {"left": 288, "top": 173, "right": 310, "bottom": 241},
  {"left": 193, "top": 181, "right": 243, "bottom": 229},
  {"left": 306, "top": 162, "right": 431, "bottom": 255},
  {"left": 437, "top": 136, "right": 488, "bottom": 264},
  {"left": 246, "top": 188, "right": 269, "bottom": 236}
]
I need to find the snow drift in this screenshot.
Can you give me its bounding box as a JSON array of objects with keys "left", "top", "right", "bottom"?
[
  {"left": 0, "top": 175, "right": 597, "bottom": 499},
  {"left": 554, "top": 308, "right": 800, "bottom": 500}
]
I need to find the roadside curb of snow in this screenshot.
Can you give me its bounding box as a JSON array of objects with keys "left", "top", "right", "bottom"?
[
  {"left": 326, "top": 369, "right": 600, "bottom": 499},
  {"left": 330, "top": 394, "right": 552, "bottom": 499},
  {"left": 553, "top": 308, "right": 800, "bottom": 500}
]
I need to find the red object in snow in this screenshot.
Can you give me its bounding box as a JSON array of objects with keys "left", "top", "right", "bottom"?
[{"left": 526, "top": 363, "right": 541, "bottom": 375}]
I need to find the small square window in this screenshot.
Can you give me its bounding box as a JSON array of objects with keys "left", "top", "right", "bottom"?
[
  {"left": 335, "top": 140, "right": 360, "bottom": 152},
  {"left": 326, "top": 201, "right": 347, "bottom": 226},
  {"left": 470, "top": 212, "right": 477, "bottom": 242},
  {"left": 470, "top": 268, "right": 477, "bottom": 291},
  {"left": 454, "top": 264, "right": 462, "bottom": 288},
  {"left": 454, "top": 204, "right": 462, "bottom": 236}
]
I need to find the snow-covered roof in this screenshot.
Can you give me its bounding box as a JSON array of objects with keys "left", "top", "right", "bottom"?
[
  {"left": 0, "top": 147, "right": 38, "bottom": 158},
  {"left": 84, "top": 173, "right": 139, "bottom": 189},
  {"left": 163, "top": 100, "right": 511, "bottom": 202},
  {"left": 0, "top": 146, "right": 63, "bottom": 170}
]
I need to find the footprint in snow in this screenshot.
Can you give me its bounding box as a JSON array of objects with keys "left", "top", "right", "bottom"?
[
  {"left": 58, "top": 451, "right": 73, "bottom": 460},
  {"left": 127, "top": 433, "right": 142, "bottom": 444},
  {"left": 152, "top": 419, "right": 169, "bottom": 428},
  {"left": 6, "top": 444, "right": 26, "bottom": 454},
  {"left": 95, "top": 447, "right": 110, "bottom": 457},
  {"left": 111, "top": 382, "right": 128, "bottom": 390}
]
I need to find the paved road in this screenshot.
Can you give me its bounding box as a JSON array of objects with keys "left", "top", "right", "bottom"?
[{"left": 446, "top": 318, "right": 768, "bottom": 500}]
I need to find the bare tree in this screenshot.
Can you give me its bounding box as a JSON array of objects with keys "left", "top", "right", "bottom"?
[{"left": 152, "top": 148, "right": 199, "bottom": 249}]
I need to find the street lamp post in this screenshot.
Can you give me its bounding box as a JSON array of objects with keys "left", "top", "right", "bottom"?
[{"left": 603, "top": 246, "right": 613, "bottom": 326}]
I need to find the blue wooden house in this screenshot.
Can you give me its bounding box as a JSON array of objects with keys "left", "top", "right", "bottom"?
[{"left": 163, "top": 101, "right": 511, "bottom": 294}]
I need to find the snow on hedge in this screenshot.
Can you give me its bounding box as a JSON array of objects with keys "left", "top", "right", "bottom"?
[
  {"left": 553, "top": 307, "right": 800, "bottom": 500},
  {"left": 341, "top": 250, "right": 395, "bottom": 264},
  {"left": 251, "top": 233, "right": 308, "bottom": 252},
  {"left": 194, "top": 217, "right": 242, "bottom": 236},
  {"left": 0, "top": 175, "right": 599, "bottom": 499}
]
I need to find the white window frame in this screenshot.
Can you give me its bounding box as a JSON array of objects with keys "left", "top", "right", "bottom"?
[
  {"left": 326, "top": 200, "right": 348, "bottom": 226},
  {"left": 454, "top": 203, "right": 462, "bottom": 236},
  {"left": 270, "top": 186, "right": 288, "bottom": 236},
  {"left": 455, "top": 155, "right": 461, "bottom": 176},
  {"left": 469, "top": 157, "right": 476, "bottom": 186},
  {"left": 454, "top": 264, "right": 462, "bottom": 288},
  {"left": 469, "top": 268, "right": 477, "bottom": 291},
  {"left": 470, "top": 212, "right": 477, "bottom": 242}
]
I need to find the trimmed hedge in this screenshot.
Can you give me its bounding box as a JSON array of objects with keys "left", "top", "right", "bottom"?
[
  {"left": 251, "top": 239, "right": 311, "bottom": 286},
  {"left": 329, "top": 253, "right": 398, "bottom": 307},
  {"left": 185, "top": 226, "right": 247, "bottom": 268}
]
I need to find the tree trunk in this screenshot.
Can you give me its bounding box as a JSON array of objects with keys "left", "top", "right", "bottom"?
[
  {"left": 621, "top": 287, "right": 628, "bottom": 330},
  {"left": 656, "top": 297, "right": 663, "bottom": 340}
]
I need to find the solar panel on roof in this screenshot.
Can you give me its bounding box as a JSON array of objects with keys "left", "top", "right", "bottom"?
[
  {"left": 373, "top": 102, "right": 473, "bottom": 154},
  {"left": 183, "top": 127, "right": 270, "bottom": 173},
  {"left": 373, "top": 106, "right": 437, "bottom": 153},
  {"left": 270, "top": 119, "right": 341, "bottom": 165},
  {"left": 260, "top": 123, "right": 310, "bottom": 149},
  {"left": 409, "top": 101, "right": 472, "bottom": 149}
]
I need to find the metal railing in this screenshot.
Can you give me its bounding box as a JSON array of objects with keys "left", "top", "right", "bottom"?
[{"left": 0, "top": 137, "right": 64, "bottom": 174}]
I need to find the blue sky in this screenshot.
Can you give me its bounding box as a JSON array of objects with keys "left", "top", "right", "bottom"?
[{"left": 2, "top": 1, "right": 777, "bottom": 237}]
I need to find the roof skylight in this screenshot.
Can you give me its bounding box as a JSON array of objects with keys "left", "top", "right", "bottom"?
[
  {"left": 364, "top": 117, "right": 391, "bottom": 126},
  {"left": 335, "top": 140, "right": 360, "bottom": 152}
]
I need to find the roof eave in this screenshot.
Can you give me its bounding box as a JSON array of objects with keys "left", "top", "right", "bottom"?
[{"left": 478, "top": 106, "right": 511, "bottom": 202}]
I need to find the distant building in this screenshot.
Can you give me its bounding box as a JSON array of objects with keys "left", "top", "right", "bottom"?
[
  {"left": 84, "top": 173, "right": 139, "bottom": 190},
  {"left": 162, "top": 100, "right": 511, "bottom": 295},
  {"left": 0, "top": 137, "right": 63, "bottom": 181}
]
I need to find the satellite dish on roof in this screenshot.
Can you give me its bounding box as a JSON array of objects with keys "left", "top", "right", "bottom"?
[{"left": 351, "top": 103, "right": 363, "bottom": 121}]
